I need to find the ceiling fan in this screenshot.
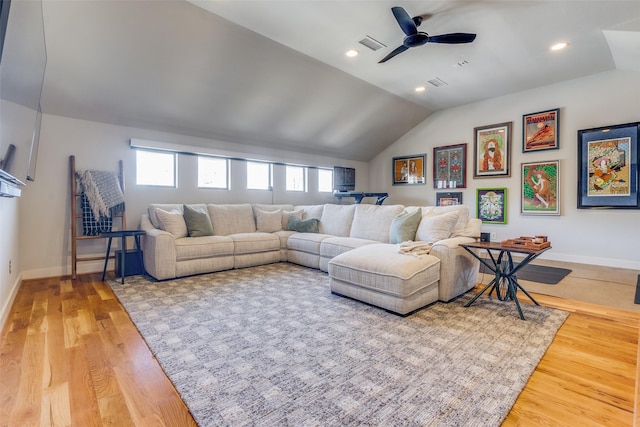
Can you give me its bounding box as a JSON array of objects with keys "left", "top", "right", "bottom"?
[{"left": 379, "top": 6, "right": 476, "bottom": 63}]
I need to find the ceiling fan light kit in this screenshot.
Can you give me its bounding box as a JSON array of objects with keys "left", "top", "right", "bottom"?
[{"left": 379, "top": 6, "right": 477, "bottom": 63}]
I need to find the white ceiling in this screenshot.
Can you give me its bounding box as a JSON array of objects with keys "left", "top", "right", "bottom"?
[{"left": 5, "top": 1, "right": 640, "bottom": 162}]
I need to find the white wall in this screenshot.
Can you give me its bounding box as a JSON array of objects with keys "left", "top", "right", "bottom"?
[
  {"left": 18, "top": 115, "right": 368, "bottom": 280},
  {"left": 0, "top": 197, "right": 22, "bottom": 329},
  {"left": 370, "top": 70, "right": 640, "bottom": 269}
]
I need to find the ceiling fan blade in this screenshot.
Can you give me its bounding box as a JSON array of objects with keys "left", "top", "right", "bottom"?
[
  {"left": 378, "top": 45, "right": 410, "bottom": 63},
  {"left": 427, "top": 33, "right": 477, "bottom": 44},
  {"left": 391, "top": 6, "right": 417, "bottom": 36}
]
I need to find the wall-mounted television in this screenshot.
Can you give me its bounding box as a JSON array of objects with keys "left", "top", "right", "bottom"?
[
  {"left": 0, "top": 0, "right": 47, "bottom": 196},
  {"left": 333, "top": 166, "right": 355, "bottom": 192}
]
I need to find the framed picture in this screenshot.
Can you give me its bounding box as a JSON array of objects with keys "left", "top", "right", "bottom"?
[
  {"left": 436, "top": 192, "right": 462, "bottom": 206},
  {"left": 477, "top": 188, "right": 507, "bottom": 224},
  {"left": 578, "top": 122, "right": 639, "bottom": 209},
  {"left": 474, "top": 122, "right": 512, "bottom": 178},
  {"left": 521, "top": 160, "right": 560, "bottom": 215},
  {"left": 433, "top": 143, "right": 467, "bottom": 188},
  {"left": 523, "top": 108, "right": 560, "bottom": 152},
  {"left": 393, "top": 154, "right": 426, "bottom": 185}
]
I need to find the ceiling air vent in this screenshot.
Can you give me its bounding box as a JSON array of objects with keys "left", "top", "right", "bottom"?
[
  {"left": 427, "top": 77, "right": 448, "bottom": 88},
  {"left": 359, "top": 36, "right": 386, "bottom": 51}
]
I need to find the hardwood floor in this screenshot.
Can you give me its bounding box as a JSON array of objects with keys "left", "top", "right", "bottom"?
[{"left": 1, "top": 267, "right": 638, "bottom": 426}]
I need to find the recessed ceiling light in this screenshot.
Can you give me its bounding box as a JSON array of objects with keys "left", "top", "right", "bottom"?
[
  {"left": 550, "top": 42, "right": 569, "bottom": 51},
  {"left": 415, "top": 86, "right": 426, "bottom": 92},
  {"left": 345, "top": 49, "right": 359, "bottom": 57}
]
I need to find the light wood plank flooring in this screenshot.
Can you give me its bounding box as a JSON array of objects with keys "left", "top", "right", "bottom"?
[{"left": 1, "top": 265, "right": 638, "bottom": 426}]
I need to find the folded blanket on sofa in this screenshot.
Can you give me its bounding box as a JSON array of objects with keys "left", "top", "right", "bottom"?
[
  {"left": 76, "top": 170, "right": 125, "bottom": 219},
  {"left": 399, "top": 241, "right": 433, "bottom": 257}
]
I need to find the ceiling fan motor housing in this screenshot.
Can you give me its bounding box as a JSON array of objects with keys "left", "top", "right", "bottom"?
[{"left": 404, "top": 33, "right": 430, "bottom": 47}]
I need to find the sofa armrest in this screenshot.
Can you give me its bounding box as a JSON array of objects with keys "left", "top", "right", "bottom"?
[
  {"left": 430, "top": 236, "right": 480, "bottom": 302},
  {"left": 140, "top": 214, "right": 177, "bottom": 280}
]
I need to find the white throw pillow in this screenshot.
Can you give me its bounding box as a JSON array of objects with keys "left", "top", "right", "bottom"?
[
  {"left": 282, "top": 209, "right": 304, "bottom": 229},
  {"left": 255, "top": 208, "right": 283, "bottom": 233},
  {"left": 155, "top": 208, "right": 188, "bottom": 238},
  {"left": 415, "top": 212, "right": 458, "bottom": 243}
]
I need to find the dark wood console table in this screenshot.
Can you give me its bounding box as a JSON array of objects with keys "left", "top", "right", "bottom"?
[
  {"left": 460, "top": 241, "right": 551, "bottom": 320},
  {"left": 333, "top": 191, "right": 389, "bottom": 205}
]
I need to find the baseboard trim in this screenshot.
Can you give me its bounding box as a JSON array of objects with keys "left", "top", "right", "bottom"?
[
  {"left": 536, "top": 252, "right": 640, "bottom": 270},
  {"left": 1, "top": 272, "right": 22, "bottom": 334}
]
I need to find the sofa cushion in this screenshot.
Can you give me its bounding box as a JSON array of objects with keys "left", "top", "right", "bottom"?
[
  {"left": 230, "top": 233, "right": 280, "bottom": 255},
  {"left": 252, "top": 204, "right": 294, "bottom": 214},
  {"left": 207, "top": 204, "right": 256, "bottom": 235},
  {"left": 410, "top": 205, "right": 470, "bottom": 237},
  {"left": 319, "top": 204, "right": 356, "bottom": 237},
  {"left": 148, "top": 204, "right": 182, "bottom": 229},
  {"left": 350, "top": 204, "right": 404, "bottom": 242},
  {"left": 389, "top": 208, "right": 422, "bottom": 244},
  {"left": 155, "top": 208, "right": 188, "bottom": 238},
  {"left": 320, "top": 237, "right": 377, "bottom": 259},
  {"left": 328, "top": 244, "right": 440, "bottom": 298},
  {"left": 286, "top": 216, "right": 320, "bottom": 233},
  {"left": 175, "top": 236, "right": 234, "bottom": 261},
  {"left": 255, "top": 208, "right": 283, "bottom": 233},
  {"left": 415, "top": 212, "right": 459, "bottom": 243},
  {"left": 183, "top": 205, "right": 214, "bottom": 237},
  {"left": 287, "top": 233, "right": 332, "bottom": 254}
]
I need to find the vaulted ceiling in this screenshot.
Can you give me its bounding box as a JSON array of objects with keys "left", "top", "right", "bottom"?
[{"left": 9, "top": 1, "right": 640, "bottom": 161}]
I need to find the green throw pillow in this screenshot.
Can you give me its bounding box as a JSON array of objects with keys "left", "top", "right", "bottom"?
[
  {"left": 286, "top": 216, "right": 319, "bottom": 233},
  {"left": 389, "top": 208, "right": 422, "bottom": 244},
  {"left": 183, "top": 204, "right": 214, "bottom": 237}
]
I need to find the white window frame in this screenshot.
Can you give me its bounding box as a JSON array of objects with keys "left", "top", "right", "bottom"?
[
  {"left": 198, "top": 156, "right": 229, "bottom": 189},
  {"left": 317, "top": 168, "right": 333, "bottom": 193},
  {"left": 135, "top": 149, "right": 176, "bottom": 187},
  {"left": 286, "top": 165, "right": 307, "bottom": 192},
  {"left": 246, "top": 161, "right": 272, "bottom": 190}
]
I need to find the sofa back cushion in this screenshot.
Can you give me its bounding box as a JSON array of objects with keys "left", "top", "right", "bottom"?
[
  {"left": 294, "top": 205, "right": 324, "bottom": 220},
  {"left": 207, "top": 204, "right": 256, "bottom": 235},
  {"left": 350, "top": 204, "right": 404, "bottom": 242},
  {"left": 254, "top": 208, "right": 283, "bottom": 233},
  {"left": 319, "top": 204, "right": 356, "bottom": 237}
]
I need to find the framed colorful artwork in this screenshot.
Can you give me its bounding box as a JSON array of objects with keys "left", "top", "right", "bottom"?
[
  {"left": 523, "top": 108, "right": 560, "bottom": 152},
  {"left": 436, "top": 192, "right": 462, "bottom": 206},
  {"left": 392, "top": 154, "right": 426, "bottom": 185},
  {"left": 578, "top": 122, "right": 639, "bottom": 209},
  {"left": 521, "top": 160, "right": 560, "bottom": 215},
  {"left": 477, "top": 188, "right": 507, "bottom": 224},
  {"left": 433, "top": 143, "right": 467, "bottom": 188},
  {"left": 473, "top": 122, "right": 512, "bottom": 178}
]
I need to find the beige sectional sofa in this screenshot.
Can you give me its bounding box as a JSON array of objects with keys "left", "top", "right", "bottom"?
[{"left": 140, "top": 202, "right": 481, "bottom": 314}]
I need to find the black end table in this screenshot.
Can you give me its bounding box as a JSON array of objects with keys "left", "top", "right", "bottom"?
[
  {"left": 460, "top": 241, "right": 551, "bottom": 320},
  {"left": 101, "top": 230, "right": 146, "bottom": 284}
]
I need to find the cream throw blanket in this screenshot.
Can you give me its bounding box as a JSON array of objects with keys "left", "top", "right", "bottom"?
[{"left": 399, "top": 241, "right": 433, "bottom": 257}]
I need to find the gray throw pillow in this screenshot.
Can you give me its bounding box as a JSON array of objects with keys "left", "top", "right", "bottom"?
[
  {"left": 389, "top": 208, "right": 422, "bottom": 244},
  {"left": 286, "top": 216, "right": 319, "bottom": 233},
  {"left": 183, "top": 204, "right": 214, "bottom": 237}
]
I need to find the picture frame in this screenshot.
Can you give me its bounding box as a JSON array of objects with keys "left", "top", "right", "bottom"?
[
  {"left": 433, "top": 143, "right": 467, "bottom": 188},
  {"left": 473, "top": 122, "right": 512, "bottom": 178},
  {"left": 392, "top": 154, "right": 426, "bottom": 185},
  {"left": 521, "top": 160, "right": 560, "bottom": 215},
  {"left": 436, "top": 192, "right": 462, "bottom": 206},
  {"left": 577, "top": 122, "right": 639, "bottom": 209},
  {"left": 476, "top": 188, "right": 507, "bottom": 224},
  {"left": 523, "top": 108, "right": 560, "bottom": 152}
]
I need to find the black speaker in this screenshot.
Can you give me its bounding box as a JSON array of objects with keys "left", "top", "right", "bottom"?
[
  {"left": 480, "top": 232, "right": 491, "bottom": 243},
  {"left": 115, "top": 249, "right": 144, "bottom": 276}
]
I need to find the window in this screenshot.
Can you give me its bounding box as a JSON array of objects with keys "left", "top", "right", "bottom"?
[
  {"left": 136, "top": 149, "right": 176, "bottom": 186},
  {"left": 198, "top": 156, "right": 228, "bottom": 189},
  {"left": 247, "top": 161, "right": 272, "bottom": 190},
  {"left": 286, "top": 165, "right": 307, "bottom": 192},
  {"left": 317, "top": 168, "right": 333, "bottom": 192}
]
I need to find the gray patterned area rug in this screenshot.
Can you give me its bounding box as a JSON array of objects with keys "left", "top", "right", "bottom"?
[{"left": 109, "top": 263, "right": 568, "bottom": 427}]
